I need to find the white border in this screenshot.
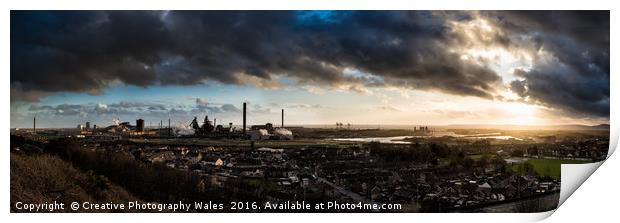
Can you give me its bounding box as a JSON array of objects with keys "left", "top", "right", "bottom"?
[{"left": 2, "top": 1, "right": 617, "bottom": 222}]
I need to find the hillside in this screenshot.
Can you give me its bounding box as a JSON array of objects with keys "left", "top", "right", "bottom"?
[{"left": 10, "top": 153, "right": 140, "bottom": 212}]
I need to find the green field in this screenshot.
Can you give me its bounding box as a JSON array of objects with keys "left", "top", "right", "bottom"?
[
  {"left": 512, "top": 158, "right": 591, "bottom": 180},
  {"left": 467, "top": 154, "right": 487, "bottom": 160}
]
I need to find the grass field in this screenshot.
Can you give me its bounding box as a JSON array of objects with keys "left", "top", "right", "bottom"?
[
  {"left": 468, "top": 154, "right": 487, "bottom": 160},
  {"left": 511, "top": 158, "right": 591, "bottom": 180}
]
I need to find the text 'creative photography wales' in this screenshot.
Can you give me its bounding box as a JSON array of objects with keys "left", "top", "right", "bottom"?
[{"left": 10, "top": 10, "right": 610, "bottom": 214}]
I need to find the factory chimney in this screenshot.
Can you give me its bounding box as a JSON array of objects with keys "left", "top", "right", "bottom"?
[
  {"left": 281, "top": 109, "right": 284, "bottom": 128},
  {"left": 243, "top": 102, "right": 247, "bottom": 135},
  {"left": 168, "top": 119, "right": 171, "bottom": 136},
  {"left": 33, "top": 116, "right": 36, "bottom": 134},
  {"left": 136, "top": 119, "right": 145, "bottom": 132}
]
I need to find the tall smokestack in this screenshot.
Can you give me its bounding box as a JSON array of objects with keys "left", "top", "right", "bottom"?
[
  {"left": 243, "top": 102, "right": 247, "bottom": 135},
  {"left": 281, "top": 109, "right": 284, "bottom": 128},
  {"left": 214, "top": 118, "right": 217, "bottom": 127},
  {"left": 33, "top": 116, "right": 36, "bottom": 134},
  {"left": 168, "top": 119, "right": 171, "bottom": 136}
]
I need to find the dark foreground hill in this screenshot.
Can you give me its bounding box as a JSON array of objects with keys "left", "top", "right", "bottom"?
[{"left": 10, "top": 153, "right": 139, "bottom": 212}]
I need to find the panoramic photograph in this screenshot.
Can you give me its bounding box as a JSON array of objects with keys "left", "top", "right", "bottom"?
[{"left": 10, "top": 10, "right": 609, "bottom": 213}]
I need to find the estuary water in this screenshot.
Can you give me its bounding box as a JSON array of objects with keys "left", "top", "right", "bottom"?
[{"left": 332, "top": 132, "right": 521, "bottom": 144}]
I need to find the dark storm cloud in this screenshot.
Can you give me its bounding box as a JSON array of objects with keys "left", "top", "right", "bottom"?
[
  {"left": 490, "top": 11, "right": 609, "bottom": 51},
  {"left": 485, "top": 11, "right": 610, "bottom": 117},
  {"left": 11, "top": 10, "right": 501, "bottom": 101},
  {"left": 511, "top": 67, "right": 609, "bottom": 117},
  {"left": 11, "top": 11, "right": 170, "bottom": 101},
  {"left": 11, "top": 11, "right": 609, "bottom": 118}
]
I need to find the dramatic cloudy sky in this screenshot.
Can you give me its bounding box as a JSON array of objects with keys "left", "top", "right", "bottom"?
[{"left": 10, "top": 11, "right": 609, "bottom": 128}]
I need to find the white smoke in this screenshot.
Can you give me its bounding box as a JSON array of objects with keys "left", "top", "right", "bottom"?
[
  {"left": 274, "top": 128, "right": 293, "bottom": 140},
  {"left": 258, "top": 129, "right": 270, "bottom": 136},
  {"left": 250, "top": 129, "right": 271, "bottom": 140},
  {"left": 112, "top": 117, "right": 120, "bottom": 126},
  {"left": 175, "top": 123, "right": 195, "bottom": 135}
]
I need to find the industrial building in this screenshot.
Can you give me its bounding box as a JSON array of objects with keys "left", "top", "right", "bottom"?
[
  {"left": 67, "top": 101, "right": 293, "bottom": 140},
  {"left": 413, "top": 126, "right": 432, "bottom": 136},
  {"left": 136, "top": 119, "right": 145, "bottom": 132},
  {"left": 249, "top": 108, "right": 293, "bottom": 140}
]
